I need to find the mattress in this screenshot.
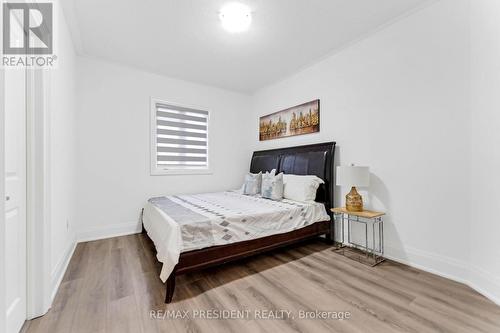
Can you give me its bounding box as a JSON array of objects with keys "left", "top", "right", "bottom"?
[{"left": 142, "top": 191, "right": 330, "bottom": 282}]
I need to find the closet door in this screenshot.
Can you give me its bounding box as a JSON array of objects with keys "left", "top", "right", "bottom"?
[{"left": 4, "top": 15, "right": 27, "bottom": 333}]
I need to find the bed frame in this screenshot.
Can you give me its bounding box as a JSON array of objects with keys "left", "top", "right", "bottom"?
[{"left": 143, "top": 141, "right": 336, "bottom": 303}]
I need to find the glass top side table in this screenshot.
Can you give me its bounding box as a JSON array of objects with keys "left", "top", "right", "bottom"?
[{"left": 331, "top": 207, "right": 385, "bottom": 266}]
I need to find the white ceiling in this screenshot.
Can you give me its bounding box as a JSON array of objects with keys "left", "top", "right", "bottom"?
[{"left": 63, "top": 0, "right": 430, "bottom": 93}]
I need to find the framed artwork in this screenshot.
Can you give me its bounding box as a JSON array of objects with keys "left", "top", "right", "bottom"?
[{"left": 259, "top": 99, "right": 320, "bottom": 141}]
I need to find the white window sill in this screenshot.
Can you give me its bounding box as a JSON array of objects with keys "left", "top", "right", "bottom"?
[{"left": 151, "top": 169, "right": 213, "bottom": 176}]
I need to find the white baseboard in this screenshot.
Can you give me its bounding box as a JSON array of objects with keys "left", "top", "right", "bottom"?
[
  {"left": 384, "top": 245, "right": 470, "bottom": 284},
  {"left": 385, "top": 245, "right": 500, "bottom": 306},
  {"left": 50, "top": 239, "right": 76, "bottom": 304},
  {"left": 468, "top": 265, "right": 500, "bottom": 306},
  {"left": 77, "top": 221, "right": 141, "bottom": 242}
]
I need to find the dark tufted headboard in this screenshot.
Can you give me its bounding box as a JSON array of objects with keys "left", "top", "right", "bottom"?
[{"left": 250, "top": 142, "right": 336, "bottom": 212}]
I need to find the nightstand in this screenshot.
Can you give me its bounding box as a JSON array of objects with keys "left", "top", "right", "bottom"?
[{"left": 331, "top": 207, "right": 385, "bottom": 266}]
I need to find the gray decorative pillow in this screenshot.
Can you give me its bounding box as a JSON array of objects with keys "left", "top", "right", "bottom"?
[
  {"left": 243, "top": 172, "right": 262, "bottom": 195},
  {"left": 261, "top": 172, "right": 284, "bottom": 200}
]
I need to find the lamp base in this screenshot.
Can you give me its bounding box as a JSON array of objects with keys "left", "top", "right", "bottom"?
[{"left": 346, "top": 186, "right": 363, "bottom": 212}]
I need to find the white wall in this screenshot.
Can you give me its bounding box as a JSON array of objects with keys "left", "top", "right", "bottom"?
[
  {"left": 250, "top": 0, "right": 471, "bottom": 281},
  {"left": 48, "top": 1, "right": 78, "bottom": 299},
  {"left": 75, "top": 57, "right": 252, "bottom": 240},
  {"left": 469, "top": 0, "right": 500, "bottom": 304}
]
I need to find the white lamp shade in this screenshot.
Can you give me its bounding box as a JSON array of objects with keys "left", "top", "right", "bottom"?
[{"left": 336, "top": 165, "right": 370, "bottom": 187}]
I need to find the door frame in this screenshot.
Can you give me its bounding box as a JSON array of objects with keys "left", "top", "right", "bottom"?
[
  {"left": 26, "top": 67, "right": 52, "bottom": 319},
  {"left": 24, "top": 0, "right": 53, "bottom": 319},
  {"left": 1, "top": 59, "right": 7, "bottom": 333},
  {"left": 24, "top": 0, "right": 54, "bottom": 318}
]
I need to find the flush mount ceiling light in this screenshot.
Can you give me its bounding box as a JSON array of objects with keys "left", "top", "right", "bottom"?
[{"left": 219, "top": 2, "right": 252, "bottom": 33}]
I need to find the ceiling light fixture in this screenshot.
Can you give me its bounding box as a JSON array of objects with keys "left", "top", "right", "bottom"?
[{"left": 219, "top": 2, "right": 252, "bottom": 33}]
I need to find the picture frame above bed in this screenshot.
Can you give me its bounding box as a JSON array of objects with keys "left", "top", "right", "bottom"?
[{"left": 259, "top": 99, "right": 320, "bottom": 141}]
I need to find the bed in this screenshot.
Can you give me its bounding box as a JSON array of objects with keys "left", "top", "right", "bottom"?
[{"left": 142, "top": 141, "right": 336, "bottom": 303}]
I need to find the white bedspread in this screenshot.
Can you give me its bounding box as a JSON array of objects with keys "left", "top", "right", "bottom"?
[{"left": 142, "top": 191, "right": 329, "bottom": 282}]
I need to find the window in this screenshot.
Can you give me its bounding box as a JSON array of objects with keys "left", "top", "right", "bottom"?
[{"left": 151, "top": 98, "right": 210, "bottom": 175}]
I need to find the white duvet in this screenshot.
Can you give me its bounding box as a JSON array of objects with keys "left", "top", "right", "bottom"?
[{"left": 142, "top": 191, "right": 330, "bottom": 282}]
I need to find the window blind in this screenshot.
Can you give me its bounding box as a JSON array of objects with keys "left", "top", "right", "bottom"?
[{"left": 154, "top": 102, "right": 209, "bottom": 170}]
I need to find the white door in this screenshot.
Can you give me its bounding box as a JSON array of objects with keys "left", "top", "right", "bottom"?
[{"left": 4, "top": 22, "right": 27, "bottom": 333}]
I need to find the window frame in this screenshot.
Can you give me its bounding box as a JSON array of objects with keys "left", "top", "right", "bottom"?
[{"left": 150, "top": 97, "right": 211, "bottom": 176}]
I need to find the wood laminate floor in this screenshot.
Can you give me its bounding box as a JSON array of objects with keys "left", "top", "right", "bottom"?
[{"left": 23, "top": 234, "right": 500, "bottom": 333}]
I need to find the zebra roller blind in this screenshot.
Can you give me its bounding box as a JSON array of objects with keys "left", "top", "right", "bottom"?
[{"left": 153, "top": 101, "right": 209, "bottom": 171}]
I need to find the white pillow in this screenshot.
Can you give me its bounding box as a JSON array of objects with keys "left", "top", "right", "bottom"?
[
  {"left": 243, "top": 172, "right": 262, "bottom": 195},
  {"left": 282, "top": 174, "right": 324, "bottom": 202},
  {"left": 239, "top": 169, "right": 276, "bottom": 194},
  {"left": 261, "top": 172, "right": 284, "bottom": 201}
]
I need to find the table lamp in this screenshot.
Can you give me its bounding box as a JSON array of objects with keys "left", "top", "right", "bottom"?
[{"left": 336, "top": 164, "right": 370, "bottom": 212}]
